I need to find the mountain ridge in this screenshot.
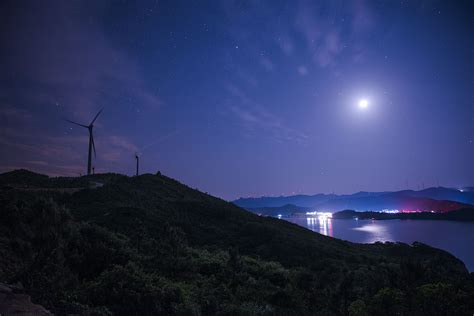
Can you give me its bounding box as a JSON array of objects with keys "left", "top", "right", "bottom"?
[{"left": 234, "top": 187, "right": 474, "bottom": 212}]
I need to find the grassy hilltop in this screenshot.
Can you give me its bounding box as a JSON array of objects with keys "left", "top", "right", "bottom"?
[{"left": 0, "top": 170, "right": 473, "bottom": 315}]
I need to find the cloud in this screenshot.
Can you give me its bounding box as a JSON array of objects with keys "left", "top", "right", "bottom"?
[
  {"left": 297, "top": 65, "right": 308, "bottom": 75},
  {"left": 295, "top": 1, "right": 342, "bottom": 68},
  {"left": 25, "top": 161, "right": 49, "bottom": 166},
  {"left": 108, "top": 136, "right": 139, "bottom": 153},
  {"left": 0, "top": 2, "right": 160, "bottom": 176},
  {"left": 0, "top": 104, "right": 34, "bottom": 124},
  {"left": 0, "top": 103, "right": 139, "bottom": 175},
  {"left": 225, "top": 83, "right": 308, "bottom": 145},
  {"left": 260, "top": 56, "right": 275, "bottom": 71},
  {"left": 0, "top": 131, "right": 140, "bottom": 175},
  {"left": 229, "top": 105, "right": 259, "bottom": 124},
  {"left": 294, "top": 0, "right": 375, "bottom": 68},
  {"left": 352, "top": 0, "right": 375, "bottom": 34},
  {"left": 218, "top": 0, "right": 377, "bottom": 71},
  {"left": 0, "top": 1, "right": 162, "bottom": 119},
  {"left": 277, "top": 34, "right": 294, "bottom": 56}
]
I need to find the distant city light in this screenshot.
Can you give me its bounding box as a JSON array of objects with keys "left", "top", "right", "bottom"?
[
  {"left": 380, "top": 209, "right": 399, "bottom": 214},
  {"left": 350, "top": 209, "right": 440, "bottom": 214},
  {"left": 306, "top": 211, "right": 333, "bottom": 219}
]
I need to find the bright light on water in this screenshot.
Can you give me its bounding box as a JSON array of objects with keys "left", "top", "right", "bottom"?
[
  {"left": 352, "top": 223, "right": 391, "bottom": 242},
  {"left": 306, "top": 216, "right": 333, "bottom": 237},
  {"left": 285, "top": 217, "right": 474, "bottom": 272}
]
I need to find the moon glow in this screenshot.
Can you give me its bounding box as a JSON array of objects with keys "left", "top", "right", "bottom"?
[{"left": 358, "top": 99, "right": 369, "bottom": 109}]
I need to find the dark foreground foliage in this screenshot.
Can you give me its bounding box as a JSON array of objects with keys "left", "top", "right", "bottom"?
[{"left": 0, "top": 170, "right": 473, "bottom": 315}]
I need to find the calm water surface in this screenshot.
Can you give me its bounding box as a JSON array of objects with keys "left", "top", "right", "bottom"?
[{"left": 286, "top": 217, "right": 474, "bottom": 271}]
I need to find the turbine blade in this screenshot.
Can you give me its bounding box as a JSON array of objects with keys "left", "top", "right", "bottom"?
[
  {"left": 91, "top": 135, "right": 97, "bottom": 158},
  {"left": 90, "top": 108, "right": 103, "bottom": 125},
  {"left": 65, "top": 119, "right": 88, "bottom": 128}
]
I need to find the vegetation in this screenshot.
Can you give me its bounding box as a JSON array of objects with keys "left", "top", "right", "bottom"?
[{"left": 1, "top": 170, "right": 473, "bottom": 315}]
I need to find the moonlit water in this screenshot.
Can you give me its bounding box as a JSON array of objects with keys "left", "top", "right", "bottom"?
[{"left": 286, "top": 217, "right": 474, "bottom": 271}]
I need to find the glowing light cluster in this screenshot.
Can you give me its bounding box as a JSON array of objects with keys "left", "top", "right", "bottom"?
[
  {"left": 362, "top": 209, "right": 435, "bottom": 214},
  {"left": 380, "top": 209, "right": 400, "bottom": 214},
  {"left": 399, "top": 209, "right": 428, "bottom": 213},
  {"left": 305, "top": 211, "right": 333, "bottom": 219}
]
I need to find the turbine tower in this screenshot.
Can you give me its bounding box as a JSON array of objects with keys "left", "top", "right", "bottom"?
[
  {"left": 135, "top": 152, "right": 140, "bottom": 176},
  {"left": 66, "top": 109, "right": 103, "bottom": 176}
]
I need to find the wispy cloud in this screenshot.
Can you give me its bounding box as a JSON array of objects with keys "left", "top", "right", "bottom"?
[
  {"left": 0, "top": 2, "right": 162, "bottom": 120},
  {"left": 0, "top": 104, "right": 140, "bottom": 175},
  {"left": 0, "top": 105, "right": 35, "bottom": 129},
  {"left": 295, "top": 1, "right": 343, "bottom": 68},
  {"left": 225, "top": 83, "right": 308, "bottom": 145},
  {"left": 260, "top": 56, "right": 275, "bottom": 71},
  {"left": 294, "top": 0, "right": 375, "bottom": 67},
  {"left": 297, "top": 65, "right": 308, "bottom": 76},
  {"left": 276, "top": 33, "right": 295, "bottom": 56},
  {"left": 0, "top": 2, "right": 162, "bottom": 176},
  {"left": 219, "top": 0, "right": 375, "bottom": 71}
]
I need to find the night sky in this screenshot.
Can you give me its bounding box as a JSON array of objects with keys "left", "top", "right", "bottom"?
[{"left": 0, "top": 1, "right": 472, "bottom": 200}]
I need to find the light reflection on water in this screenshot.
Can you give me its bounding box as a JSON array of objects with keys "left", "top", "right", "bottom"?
[
  {"left": 285, "top": 216, "right": 474, "bottom": 272},
  {"left": 305, "top": 217, "right": 333, "bottom": 237},
  {"left": 290, "top": 217, "right": 392, "bottom": 243},
  {"left": 352, "top": 223, "right": 392, "bottom": 243}
]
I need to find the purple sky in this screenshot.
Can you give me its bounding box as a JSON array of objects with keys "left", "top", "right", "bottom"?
[{"left": 0, "top": 0, "right": 473, "bottom": 200}]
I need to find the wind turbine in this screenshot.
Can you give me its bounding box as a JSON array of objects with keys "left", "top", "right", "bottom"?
[
  {"left": 135, "top": 152, "right": 140, "bottom": 176},
  {"left": 66, "top": 109, "right": 103, "bottom": 176}
]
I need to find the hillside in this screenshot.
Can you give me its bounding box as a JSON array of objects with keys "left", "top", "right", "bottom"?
[{"left": 1, "top": 170, "right": 473, "bottom": 315}]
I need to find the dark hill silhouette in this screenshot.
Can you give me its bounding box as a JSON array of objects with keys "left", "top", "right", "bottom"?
[
  {"left": 1, "top": 170, "right": 473, "bottom": 315},
  {"left": 0, "top": 169, "right": 49, "bottom": 187}
]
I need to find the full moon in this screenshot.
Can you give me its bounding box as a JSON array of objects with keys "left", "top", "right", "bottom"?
[{"left": 358, "top": 99, "right": 369, "bottom": 109}]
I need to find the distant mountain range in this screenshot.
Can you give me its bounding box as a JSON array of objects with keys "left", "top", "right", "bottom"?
[
  {"left": 234, "top": 187, "right": 474, "bottom": 215},
  {"left": 247, "top": 204, "right": 312, "bottom": 217},
  {"left": 333, "top": 208, "right": 474, "bottom": 221}
]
